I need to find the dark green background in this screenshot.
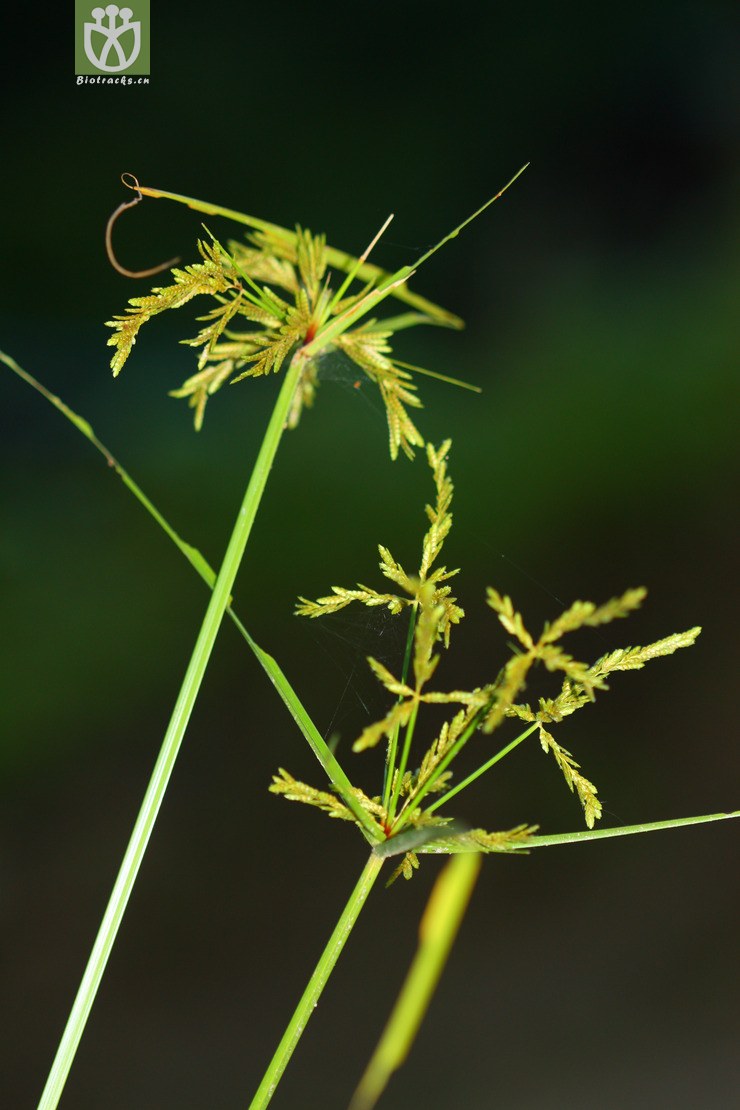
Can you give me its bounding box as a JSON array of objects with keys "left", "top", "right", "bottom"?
[{"left": 1, "top": 3, "right": 738, "bottom": 1107}]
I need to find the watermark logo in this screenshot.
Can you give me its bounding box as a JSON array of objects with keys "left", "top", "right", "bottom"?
[
  {"left": 75, "top": 1, "right": 150, "bottom": 77},
  {"left": 85, "top": 6, "right": 140, "bottom": 72}
]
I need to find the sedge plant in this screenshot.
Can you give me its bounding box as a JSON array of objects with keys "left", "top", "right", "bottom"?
[{"left": 3, "top": 167, "right": 737, "bottom": 1110}]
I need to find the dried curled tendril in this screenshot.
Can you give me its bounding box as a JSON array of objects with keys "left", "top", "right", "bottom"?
[{"left": 105, "top": 173, "right": 181, "bottom": 279}]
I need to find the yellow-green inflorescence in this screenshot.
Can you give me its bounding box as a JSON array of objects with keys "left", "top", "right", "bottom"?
[
  {"left": 274, "top": 442, "right": 700, "bottom": 881},
  {"left": 106, "top": 220, "right": 462, "bottom": 460},
  {"left": 105, "top": 195, "right": 700, "bottom": 881}
]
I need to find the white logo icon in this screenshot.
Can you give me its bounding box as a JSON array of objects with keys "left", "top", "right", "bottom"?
[{"left": 84, "top": 5, "right": 141, "bottom": 72}]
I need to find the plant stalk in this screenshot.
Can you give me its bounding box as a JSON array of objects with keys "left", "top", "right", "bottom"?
[
  {"left": 382, "top": 607, "right": 417, "bottom": 811},
  {"left": 37, "top": 353, "right": 306, "bottom": 1110},
  {"left": 425, "top": 723, "right": 540, "bottom": 816},
  {"left": 249, "top": 852, "right": 385, "bottom": 1109},
  {"left": 0, "top": 353, "right": 380, "bottom": 843}
]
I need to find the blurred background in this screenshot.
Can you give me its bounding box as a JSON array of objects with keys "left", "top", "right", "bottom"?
[{"left": 1, "top": 2, "right": 738, "bottom": 1107}]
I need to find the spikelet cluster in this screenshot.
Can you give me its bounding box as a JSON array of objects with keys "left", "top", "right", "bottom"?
[
  {"left": 276, "top": 445, "right": 700, "bottom": 878},
  {"left": 107, "top": 218, "right": 460, "bottom": 458}
]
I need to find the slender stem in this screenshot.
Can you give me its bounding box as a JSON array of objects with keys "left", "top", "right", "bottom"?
[
  {"left": 350, "top": 854, "right": 481, "bottom": 1110},
  {"left": 136, "top": 183, "right": 464, "bottom": 328},
  {"left": 406, "top": 163, "right": 529, "bottom": 273},
  {"left": 525, "top": 810, "right": 740, "bottom": 848},
  {"left": 1, "top": 352, "right": 380, "bottom": 842},
  {"left": 391, "top": 711, "right": 484, "bottom": 832},
  {"left": 325, "top": 213, "right": 395, "bottom": 319},
  {"left": 382, "top": 607, "right": 417, "bottom": 811},
  {"left": 243, "top": 629, "right": 382, "bottom": 841},
  {"left": 425, "top": 723, "right": 540, "bottom": 816},
  {"left": 388, "top": 702, "right": 420, "bottom": 824},
  {"left": 37, "top": 354, "right": 305, "bottom": 1110},
  {"left": 249, "top": 852, "right": 385, "bottom": 1109}
]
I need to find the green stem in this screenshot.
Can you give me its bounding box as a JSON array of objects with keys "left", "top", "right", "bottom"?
[
  {"left": 388, "top": 702, "right": 420, "bottom": 824},
  {"left": 382, "top": 608, "right": 417, "bottom": 812},
  {"left": 391, "top": 710, "right": 484, "bottom": 832},
  {"left": 1, "top": 352, "right": 379, "bottom": 842},
  {"left": 249, "top": 852, "right": 384, "bottom": 1109},
  {"left": 350, "top": 853, "right": 481, "bottom": 1110},
  {"left": 242, "top": 628, "right": 382, "bottom": 841},
  {"left": 136, "top": 183, "right": 463, "bottom": 329},
  {"left": 425, "top": 723, "right": 540, "bottom": 816},
  {"left": 37, "top": 353, "right": 305, "bottom": 1110},
  {"left": 525, "top": 809, "right": 740, "bottom": 848}
]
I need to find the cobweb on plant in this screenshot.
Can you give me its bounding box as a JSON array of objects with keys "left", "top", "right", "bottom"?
[
  {"left": 313, "top": 345, "right": 393, "bottom": 431},
  {"left": 297, "top": 597, "right": 409, "bottom": 753}
]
